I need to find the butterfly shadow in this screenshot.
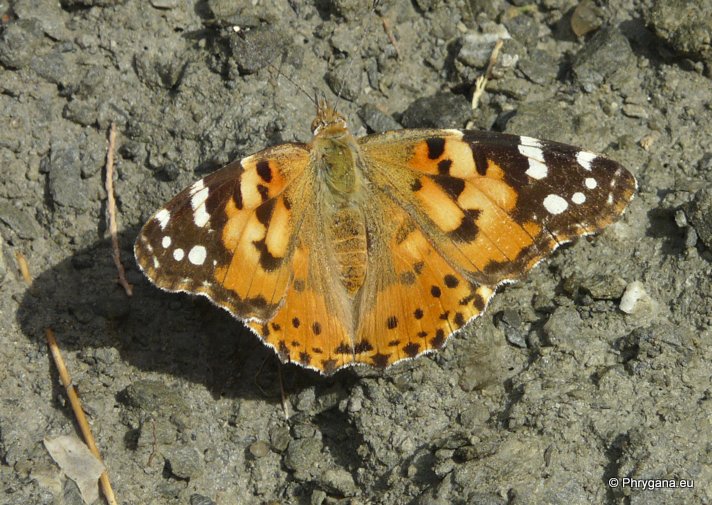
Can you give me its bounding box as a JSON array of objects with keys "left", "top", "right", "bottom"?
[{"left": 16, "top": 226, "right": 363, "bottom": 404}]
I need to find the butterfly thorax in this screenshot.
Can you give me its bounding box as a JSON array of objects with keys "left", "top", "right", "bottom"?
[{"left": 310, "top": 109, "right": 368, "bottom": 296}]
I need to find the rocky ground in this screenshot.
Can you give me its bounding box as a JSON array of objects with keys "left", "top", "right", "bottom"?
[{"left": 2, "top": 0, "right": 711, "bottom": 504}]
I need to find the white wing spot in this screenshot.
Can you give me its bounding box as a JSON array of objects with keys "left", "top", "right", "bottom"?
[
  {"left": 607, "top": 192, "right": 614, "bottom": 205},
  {"left": 585, "top": 177, "right": 598, "bottom": 189},
  {"left": 153, "top": 257, "right": 160, "bottom": 269},
  {"left": 525, "top": 159, "right": 548, "bottom": 180},
  {"left": 193, "top": 206, "right": 210, "bottom": 228},
  {"left": 519, "top": 144, "right": 548, "bottom": 180},
  {"left": 519, "top": 136, "right": 542, "bottom": 148},
  {"left": 161, "top": 236, "right": 171, "bottom": 248},
  {"left": 155, "top": 209, "right": 170, "bottom": 230},
  {"left": 188, "top": 245, "right": 207, "bottom": 266},
  {"left": 190, "top": 182, "right": 211, "bottom": 228},
  {"left": 519, "top": 144, "right": 545, "bottom": 162},
  {"left": 442, "top": 129, "right": 464, "bottom": 139},
  {"left": 543, "top": 194, "right": 569, "bottom": 215},
  {"left": 189, "top": 179, "right": 205, "bottom": 195},
  {"left": 571, "top": 192, "right": 586, "bottom": 204},
  {"left": 173, "top": 248, "right": 185, "bottom": 261},
  {"left": 576, "top": 151, "right": 596, "bottom": 171}
]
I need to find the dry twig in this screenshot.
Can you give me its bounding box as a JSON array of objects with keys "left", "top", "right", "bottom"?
[
  {"left": 105, "top": 123, "right": 132, "bottom": 296},
  {"left": 46, "top": 328, "right": 118, "bottom": 505},
  {"left": 15, "top": 251, "right": 32, "bottom": 284},
  {"left": 380, "top": 15, "right": 401, "bottom": 59},
  {"left": 471, "top": 38, "right": 505, "bottom": 112}
]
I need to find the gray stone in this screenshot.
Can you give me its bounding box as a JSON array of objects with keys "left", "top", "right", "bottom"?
[
  {"left": 119, "top": 380, "right": 189, "bottom": 415},
  {"left": 570, "top": 0, "right": 605, "bottom": 37},
  {"left": 318, "top": 467, "right": 358, "bottom": 496},
  {"left": 325, "top": 58, "right": 363, "bottom": 102},
  {"left": 401, "top": 92, "right": 471, "bottom": 129},
  {"left": 189, "top": 495, "right": 216, "bottom": 505},
  {"left": 458, "top": 26, "right": 511, "bottom": 69},
  {"left": 684, "top": 187, "right": 712, "bottom": 249},
  {"left": 645, "top": 0, "right": 712, "bottom": 65},
  {"left": 358, "top": 103, "right": 402, "bottom": 133},
  {"left": 284, "top": 438, "right": 324, "bottom": 481},
  {"left": 150, "top": 0, "right": 179, "bottom": 8},
  {"left": 46, "top": 144, "right": 88, "bottom": 210},
  {"left": 0, "top": 18, "right": 44, "bottom": 69},
  {"left": 572, "top": 26, "right": 635, "bottom": 92},
  {"left": 0, "top": 202, "right": 40, "bottom": 239},
  {"left": 580, "top": 274, "right": 628, "bottom": 300},
  {"left": 165, "top": 446, "right": 203, "bottom": 479},
  {"left": 518, "top": 49, "right": 557, "bottom": 86},
  {"left": 248, "top": 441, "right": 270, "bottom": 459},
  {"left": 269, "top": 425, "right": 291, "bottom": 453},
  {"left": 542, "top": 306, "right": 582, "bottom": 347}
]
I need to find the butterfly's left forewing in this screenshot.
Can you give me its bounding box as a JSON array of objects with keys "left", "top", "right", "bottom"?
[{"left": 135, "top": 143, "right": 310, "bottom": 321}]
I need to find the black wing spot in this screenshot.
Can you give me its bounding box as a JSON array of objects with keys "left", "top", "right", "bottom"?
[
  {"left": 386, "top": 316, "right": 398, "bottom": 329},
  {"left": 293, "top": 279, "right": 305, "bottom": 292},
  {"left": 403, "top": 342, "right": 420, "bottom": 357},
  {"left": 414, "top": 308, "right": 424, "bottom": 319},
  {"left": 371, "top": 352, "right": 391, "bottom": 368},
  {"left": 473, "top": 293, "right": 486, "bottom": 311},
  {"left": 437, "top": 159, "right": 452, "bottom": 175},
  {"left": 454, "top": 312, "right": 466, "bottom": 327},
  {"left": 255, "top": 199, "right": 276, "bottom": 225},
  {"left": 411, "top": 178, "right": 423, "bottom": 192},
  {"left": 278, "top": 340, "right": 289, "bottom": 358},
  {"left": 400, "top": 271, "right": 416, "bottom": 285},
  {"left": 355, "top": 340, "right": 373, "bottom": 353},
  {"left": 472, "top": 146, "right": 488, "bottom": 176},
  {"left": 298, "top": 352, "right": 311, "bottom": 365},
  {"left": 431, "top": 329, "right": 446, "bottom": 349},
  {"left": 426, "top": 137, "right": 446, "bottom": 159},
  {"left": 256, "top": 160, "right": 272, "bottom": 182},
  {"left": 292, "top": 317, "right": 301, "bottom": 328},
  {"left": 322, "top": 359, "right": 337, "bottom": 374},
  {"left": 448, "top": 209, "right": 480, "bottom": 242},
  {"left": 431, "top": 285, "right": 442, "bottom": 298},
  {"left": 252, "top": 239, "right": 283, "bottom": 270},
  {"left": 335, "top": 342, "right": 352, "bottom": 354},
  {"left": 256, "top": 184, "right": 270, "bottom": 202},
  {"left": 434, "top": 174, "right": 465, "bottom": 198},
  {"left": 312, "top": 322, "right": 322, "bottom": 335},
  {"left": 444, "top": 274, "right": 459, "bottom": 288}
]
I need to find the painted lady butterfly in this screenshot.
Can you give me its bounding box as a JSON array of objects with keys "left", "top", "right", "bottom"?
[{"left": 135, "top": 99, "right": 636, "bottom": 374}]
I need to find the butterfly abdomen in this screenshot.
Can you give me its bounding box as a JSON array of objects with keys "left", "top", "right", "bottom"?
[{"left": 325, "top": 206, "right": 368, "bottom": 295}]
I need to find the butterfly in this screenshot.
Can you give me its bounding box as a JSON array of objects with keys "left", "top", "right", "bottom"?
[{"left": 134, "top": 99, "right": 636, "bottom": 374}]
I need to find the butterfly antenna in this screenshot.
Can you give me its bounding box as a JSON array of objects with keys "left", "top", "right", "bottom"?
[
  {"left": 232, "top": 25, "right": 318, "bottom": 110},
  {"left": 333, "top": 0, "right": 380, "bottom": 111}
]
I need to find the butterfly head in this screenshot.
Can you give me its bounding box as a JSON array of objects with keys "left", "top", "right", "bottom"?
[{"left": 311, "top": 98, "right": 348, "bottom": 137}]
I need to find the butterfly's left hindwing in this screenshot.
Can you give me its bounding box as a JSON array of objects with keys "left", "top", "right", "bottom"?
[{"left": 135, "top": 143, "right": 309, "bottom": 321}]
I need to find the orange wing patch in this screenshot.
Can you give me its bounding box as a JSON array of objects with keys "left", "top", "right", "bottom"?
[
  {"left": 365, "top": 133, "right": 553, "bottom": 284},
  {"left": 248, "top": 242, "right": 355, "bottom": 373},
  {"left": 355, "top": 204, "right": 495, "bottom": 368}
]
